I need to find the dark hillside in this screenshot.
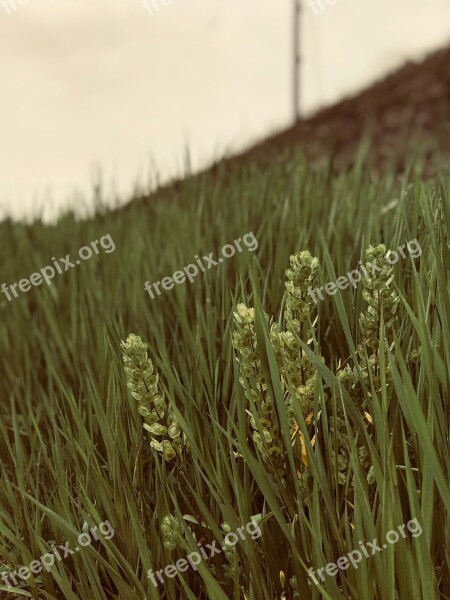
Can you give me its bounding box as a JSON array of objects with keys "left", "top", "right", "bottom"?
[{"left": 229, "top": 45, "right": 450, "bottom": 173}]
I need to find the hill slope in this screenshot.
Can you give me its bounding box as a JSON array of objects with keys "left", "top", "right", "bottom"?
[{"left": 229, "top": 45, "right": 450, "bottom": 173}]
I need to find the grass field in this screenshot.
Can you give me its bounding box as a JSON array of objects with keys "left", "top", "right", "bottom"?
[{"left": 0, "top": 145, "right": 449, "bottom": 599}]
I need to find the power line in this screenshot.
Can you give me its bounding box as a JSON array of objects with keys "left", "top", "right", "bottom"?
[{"left": 293, "top": 0, "right": 301, "bottom": 122}]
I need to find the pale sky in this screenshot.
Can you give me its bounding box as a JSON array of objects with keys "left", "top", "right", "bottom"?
[{"left": 0, "top": 0, "right": 449, "bottom": 221}]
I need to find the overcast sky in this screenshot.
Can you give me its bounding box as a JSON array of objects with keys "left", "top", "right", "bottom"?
[{"left": 1, "top": 0, "right": 449, "bottom": 221}]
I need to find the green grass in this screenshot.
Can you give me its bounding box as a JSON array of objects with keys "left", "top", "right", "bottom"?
[{"left": 0, "top": 146, "right": 449, "bottom": 599}]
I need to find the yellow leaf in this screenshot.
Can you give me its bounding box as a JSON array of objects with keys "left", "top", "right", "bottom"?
[
  {"left": 300, "top": 432, "right": 308, "bottom": 467},
  {"left": 296, "top": 431, "right": 315, "bottom": 467}
]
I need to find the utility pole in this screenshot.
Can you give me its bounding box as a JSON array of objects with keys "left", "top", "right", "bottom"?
[{"left": 293, "top": 0, "right": 301, "bottom": 122}]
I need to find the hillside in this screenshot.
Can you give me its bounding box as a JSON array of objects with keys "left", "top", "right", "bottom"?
[{"left": 229, "top": 45, "right": 450, "bottom": 173}]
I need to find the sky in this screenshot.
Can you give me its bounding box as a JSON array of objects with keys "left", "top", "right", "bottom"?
[{"left": 0, "top": 0, "right": 449, "bottom": 221}]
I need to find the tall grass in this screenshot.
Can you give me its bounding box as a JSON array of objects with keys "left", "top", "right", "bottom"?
[{"left": 0, "top": 147, "right": 448, "bottom": 599}]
